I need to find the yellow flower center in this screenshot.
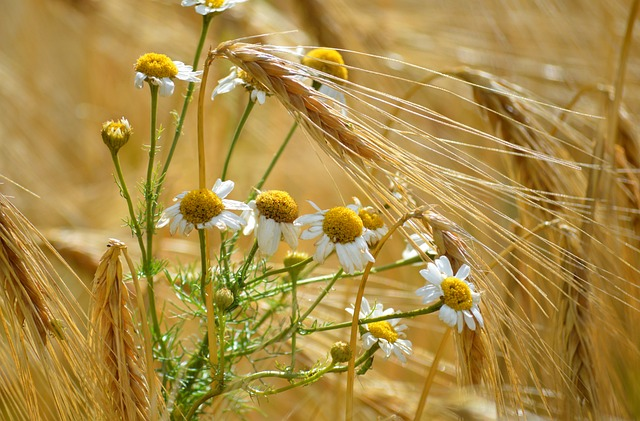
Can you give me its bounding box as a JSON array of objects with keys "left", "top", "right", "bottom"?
[
  {"left": 358, "top": 208, "right": 384, "bottom": 230},
  {"left": 367, "top": 321, "right": 398, "bottom": 343},
  {"left": 440, "top": 277, "right": 473, "bottom": 311},
  {"left": 322, "top": 207, "right": 363, "bottom": 244},
  {"left": 237, "top": 68, "right": 262, "bottom": 90},
  {"left": 179, "top": 189, "right": 224, "bottom": 225},
  {"left": 301, "top": 48, "right": 349, "bottom": 80},
  {"left": 256, "top": 190, "right": 298, "bottom": 223},
  {"left": 134, "top": 53, "right": 178, "bottom": 79},
  {"left": 206, "top": 0, "right": 224, "bottom": 7}
]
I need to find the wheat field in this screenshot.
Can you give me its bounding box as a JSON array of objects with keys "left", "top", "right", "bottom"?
[{"left": 1, "top": 0, "right": 639, "bottom": 420}]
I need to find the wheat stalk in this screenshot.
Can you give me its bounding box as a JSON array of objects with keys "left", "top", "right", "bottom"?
[
  {"left": 90, "top": 239, "right": 154, "bottom": 421},
  {"left": 0, "top": 192, "right": 107, "bottom": 419}
]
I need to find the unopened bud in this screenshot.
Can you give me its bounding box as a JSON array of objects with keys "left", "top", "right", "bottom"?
[
  {"left": 283, "top": 251, "right": 309, "bottom": 280},
  {"left": 214, "top": 287, "right": 234, "bottom": 310},
  {"left": 101, "top": 117, "right": 132, "bottom": 153},
  {"left": 330, "top": 341, "right": 352, "bottom": 363}
]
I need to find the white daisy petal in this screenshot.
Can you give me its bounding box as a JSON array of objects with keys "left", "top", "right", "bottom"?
[
  {"left": 158, "top": 78, "right": 175, "bottom": 97},
  {"left": 435, "top": 256, "right": 454, "bottom": 277},
  {"left": 439, "top": 305, "right": 458, "bottom": 328},
  {"left": 222, "top": 199, "right": 250, "bottom": 211},
  {"left": 314, "top": 235, "right": 334, "bottom": 263},
  {"left": 134, "top": 72, "right": 146, "bottom": 89},
  {"left": 361, "top": 333, "right": 377, "bottom": 350},
  {"left": 256, "top": 217, "right": 280, "bottom": 256},
  {"left": 455, "top": 264, "right": 471, "bottom": 280},
  {"left": 281, "top": 223, "right": 299, "bottom": 249},
  {"left": 212, "top": 179, "right": 234, "bottom": 199}
]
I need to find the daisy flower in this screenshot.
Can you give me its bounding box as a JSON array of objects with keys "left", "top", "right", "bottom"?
[
  {"left": 157, "top": 179, "right": 249, "bottom": 236},
  {"left": 242, "top": 190, "right": 300, "bottom": 256},
  {"left": 300, "top": 47, "right": 348, "bottom": 113},
  {"left": 416, "top": 255, "right": 484, "bottom": 333},
  {"left": 349, "top": 197, "right": 388, "bottom": 247},
  {"left": 181, "top": 0, "right": 246, "bottom": 16},
  {"left": 134, "top": 53, "right": 202, "bottom": 97},
  {"left": 211, "top": 66, "right": 268, "bottom": 105},
  {"left": 295, "top": 202, "right": 374, "bottom": 274},
  {"left": 346, "top": 297, "right": 412, "bottom": 363}
]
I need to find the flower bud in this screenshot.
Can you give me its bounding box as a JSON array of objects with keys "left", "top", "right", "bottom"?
[
  {"left": 101, "top": 117, "right": 132, "bottom": 153},
  {"left": 283, "top": 251, "right": 309, "bottom": 280},
  {"left": 214, "top": 287, "right": 234, "bottom": 310},
  {"left": 330, "top": 341, "right": 352, "bottom": 363}
]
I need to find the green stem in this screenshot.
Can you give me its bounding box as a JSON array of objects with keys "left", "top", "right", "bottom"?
[
  {"left": 186, "top": 345, "right": 379, "bottom": 419},
  {"left": 251, "top": 121, "right": 299, "bottom": 198},
  {"left": 216, "top": 304, "right": 226, "bottom": 387},
  {"left": 301, "top": 301, "right": 443, "bottom": 333},
  {"left": 238, "top": 241, "right": 259, "bottom": 288},
  {"left": 290, "top": 267, "right": 300, "bottom": 369},
  {"left": 144, "top": 84, "right": 162, "bottom": 340},
  {"left": 245, "top": 256, "right": 314, "bottom": 287},
  {"left": 230, "top": 270, "right": 344, "bottom": 359},
  {"left": 299, "top": 269, "right": 343, "bottom": 321},
  {"left": 221, "top": 98, "right": 255, "bottom": 180},
  {"left": 109, "top": 151, "right": 147, "bottom": 263},
  {"left": 247, "top": 254, "right": 420, "bottom": 296}
]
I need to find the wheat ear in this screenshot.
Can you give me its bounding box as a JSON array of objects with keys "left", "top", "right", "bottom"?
[
  {"left": 90, "top": 239, "right": 153, "bottom": 421},
  {"left": 0, "top": 192, "right": 110, "bottom": 419},
  {"left": 558, "top": 225, "right": 598, "bottom": 418}
]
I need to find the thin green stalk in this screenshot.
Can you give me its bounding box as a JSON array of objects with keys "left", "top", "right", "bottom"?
[
  {"left": 109, "top": 151, "right": 147, "bottom": 263},
  {"left": 301, "top": 301, "right": 443, "bottom": 334},
  {"left": 299, "top": 269, "right": 343, "bottom": 321},
  {"left": 238, "top": 241, "right": 259, "bottom": 288},
  {"left": 290, "top": 266, "right": 300, "bottom": 369},
  {"left": 186, "top": 345, "right": 380, "bottom": 420},
  {"left": 251, "top": 121, "right": 299, "bottom": 198},
  {"left": 221, "top": 98, "right": 255, "bottom": 180},
  {"left": 247, "top": 254, "right": 420, "bottom": 296},
  {"left": 216, "top": 303, "right": 226, "bottom": 388},
  {"left": 245, "top": 256, "right": 314, "bottom": 287},
  {"left": 232, "top": 269, "right": 344, "bottom": 360},
  {"left": 144, "top": 83, "right": 162, "bottom": 340}
]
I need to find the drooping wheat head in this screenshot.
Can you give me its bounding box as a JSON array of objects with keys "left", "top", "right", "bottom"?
[{"left": 89, "top": 238, "right": 157, "bottom": 421}]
